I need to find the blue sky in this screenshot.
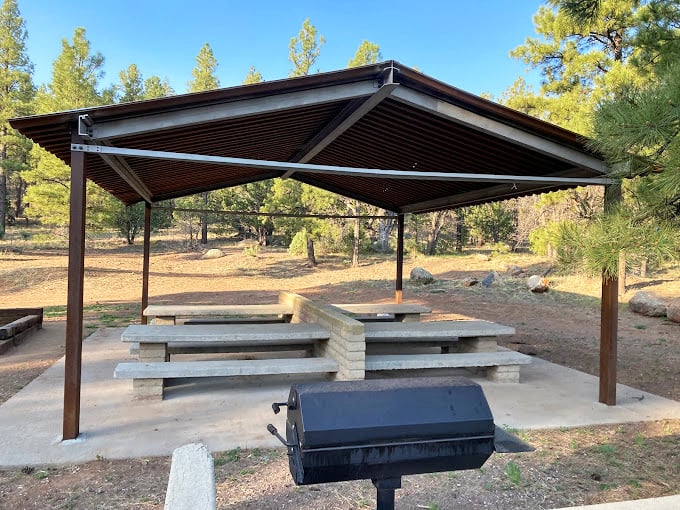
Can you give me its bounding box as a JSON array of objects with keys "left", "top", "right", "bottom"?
[{"left": 19, "top": 1, "right": 545, "bottom": 99}]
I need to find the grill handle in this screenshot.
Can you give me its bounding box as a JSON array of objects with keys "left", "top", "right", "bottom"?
[
  {"left": 267, "top": 424, "right": 294, "bottom": 447},
  {"left": 271, "top": 402, "right": 289, "bottom": 414}
]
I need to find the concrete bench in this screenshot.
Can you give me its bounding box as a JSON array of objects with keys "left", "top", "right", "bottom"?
[
  {"left": 116, "top": 358, "right": 338, "bottom": 399},
  {"left": 364, "top": 320, "right": 515, "bottom": 352},
  {"left": 144, "top": 304, "right": 294, "bottom": 325},
  {"left": 0, "top": 314, "right": 43, "bottom": 354},
  {"left": 116, "top": 357, "right": 339, "bottom": 379},
  {"left": 123, "top": 323, "right": 330, "bottom": 354},
  {"left": 118, "top": 323, "right": 334, "bottom": 399},
  {"left": 365, "top": 351, "right": 532, "bottom": 382},
  {"left": 362, "top": 320, "right": 525, "bottom": 382},
  {"left": 331, "top": 303, "right": 431, "bottom": 322}
]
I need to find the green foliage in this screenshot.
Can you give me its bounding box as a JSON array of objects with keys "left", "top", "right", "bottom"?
[
  {"left": 143, "top": 75, "right": 174, "bottom": 98},
  {"left": 0, "top": 0, "right": 34, "bottom": 236},
  {"left": 243, "top": 65, "right": 263, "bottom": 84},
  {"left": 463, "top": 203, "right": 515, "bottom": 245},
  {"left": 348, "top": 40, "right": 382, "bottom": 67},
  {"left": 188, "top": 43, "right": 219, "bottom": 92},
  {"left": 505, "top": 461, "right": 522, "bottom": 486},
  {"left": 117, "top": 64, "right": 144, "bottom": 102},
  {"left": 21, "top": 28, "right": 106, "bottom": 226},
  {"left": 288, "top": 228, "right": 308, "bottom": 256},
  {"left": 529, "top": 220, "right": 579, "bottom": 256},
  {"left": 504, "top": 1, "right": 653, "bottom": 133},
  {"left": 288, "top": 18, "right": 325, "bottom": 77}
]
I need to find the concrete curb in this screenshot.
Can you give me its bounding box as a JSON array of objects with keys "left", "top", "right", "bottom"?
[
  {"left": 163, "top": 443, "right": 215, "bottom": 510},
  {"left": 552, "top": 494, "right": 680, "bottom": 509}
]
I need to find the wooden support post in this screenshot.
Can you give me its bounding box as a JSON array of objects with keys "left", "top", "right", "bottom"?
[
  {"left": 600, "top": 274, "right": 618, "bottom": 405},
  {"left": 141, "top": 202, "right": 151, "bottom": 325},
  {"left": 63, "top": 135, "right": 87, "bottom": 440},
  {"left": 395, "top": 213, "right": 404, "bottom": 304},
  {"left": 599, "top": 182, "right": 621, "bottom": 406}
]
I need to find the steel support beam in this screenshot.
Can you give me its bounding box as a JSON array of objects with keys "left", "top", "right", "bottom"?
[
  {"left": 82, "top": 81, "right": 379, "bottom": 140},
  {"left": 63, "top": 135, "right": 87, "bottom": 440},
  {"left": 390, "top": 87, "right": 608, "bottom": 174},
  {"left": 395, "top": 214, "right": 405, "bottom": 304},
  {"left": 100, "top": 152, "right": 153, "bottom": 203},
  {"left": 284, "top": 82, "right": 399, "bottom": 177},
  {"left": 70, "top": 144, "right": 615, "bottom": 186},
  {"left": 141, "top": 202, "right": 151, "bottom": 325}
]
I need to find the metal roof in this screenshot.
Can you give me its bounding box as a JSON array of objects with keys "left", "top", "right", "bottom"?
[{"left": 9, "top": 60, "right": 609, "bottom": 213}]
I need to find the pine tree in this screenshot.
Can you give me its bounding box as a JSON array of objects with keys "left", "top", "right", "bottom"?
[
  {"left": 22, "top": 27, "right": 106, "bottom": 226},
  {"left": 188, "top": 43, "right": 219, "bottom": 92},
  {"left": 243, "top": 65, "right": 262, "bottom": 84},
  {"left": 144, "top": 76, "right": 174, "bottom": 99},
  {"left": 288, "top": 19, "right": 325, "bottom": 77},
  {"left": 0, "top": 0, "right": 34, "bottom": 236},
  {"left": 182, "top": 43, "right": 221, "bottom": 244},
  {"left": 348, "top": 41, "right": 382, "bottom": 68},
  {"left": 549, "top": 0, "right": 680, "bottom": 275}
]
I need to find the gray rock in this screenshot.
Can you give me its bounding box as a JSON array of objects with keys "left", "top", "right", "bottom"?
[
  {"left": 527, "top": 275, "right": 549, "bottom": 293},
  {"left": 481, "top": 271, "right": 502, "bottom": 288},
  {"left": 202, "top": 248, "right": 224, "bottom": 259},
  {"left": 410, "top": 266, "right": 434, "bottom": 285},
  {"left": 475, "top": 253, "right": 491, "bottom": 262},
  {"left": 629, "top": 291, "right": 668, "bottom": 317},
  {"left": 665, "top": 298, "right": 680, "bottom": 322},
  {"left": 506, "top": 264, "right": 524, "bottom": 276}
]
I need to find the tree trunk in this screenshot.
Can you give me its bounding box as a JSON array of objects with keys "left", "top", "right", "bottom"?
[
  {"left": 425, "top": 210, "right": 450, "bottom": 256},
  {"left": 0, "top": 138, "right": 7, "bottom": 237},
  {"left": 306, "top": 237, "right": 317, "bottom": 266},
  {"left": 640, "top": 258, "right": 647, "bottom": 278},
  {"left": 257, "top": 225, "right": 268, "bottom": 246},
  {"left": 455, "top": 216, "right": 464, "bottom": 252},
  {"left": 352, "top": 217, "right": 360, "bottom": 267},
  {"left": 13, "top": 175, "right": 26, "bottom": 218},
  {"left": 618, "top": 252, "right": 626, "bottom": 296},
  {"left": 200, "top": 192, "right": 208, "bottom": 244},
  {"left": 376, "top": 214, "right": 395, "bottom": 252}
]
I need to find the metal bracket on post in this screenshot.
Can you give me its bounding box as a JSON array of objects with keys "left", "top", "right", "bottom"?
[{"left": 78, "top": 114, "right": 94, "bottom": 138}]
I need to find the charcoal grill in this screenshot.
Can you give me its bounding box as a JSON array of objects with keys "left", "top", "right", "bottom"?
[{"left": 267, "top": 376, "right": 531, "bottom": 510}]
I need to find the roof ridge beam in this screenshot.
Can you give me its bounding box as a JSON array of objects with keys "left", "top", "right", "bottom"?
[
  {"left": 86, "top": 81, "right": 379, "bottom": 141},
  {"left": 390, "top": 87, "right": 608, "bottom": 174}
]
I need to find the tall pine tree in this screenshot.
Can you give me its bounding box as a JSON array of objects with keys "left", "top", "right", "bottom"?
[
  {"left": 0, "top": 0, "right": 34, "bottom": 236},
  {"left": 22, "top": 27, "right": 106, "bottom": 226}
]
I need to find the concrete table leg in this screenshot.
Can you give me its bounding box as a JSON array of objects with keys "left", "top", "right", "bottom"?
[{"left": 135, "top": 342, "right": 168, "bottom": 400}]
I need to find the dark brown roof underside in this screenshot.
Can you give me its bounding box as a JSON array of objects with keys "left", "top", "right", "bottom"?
[{"left": 9, "top": 61, "right": 606, "bottom": 213}]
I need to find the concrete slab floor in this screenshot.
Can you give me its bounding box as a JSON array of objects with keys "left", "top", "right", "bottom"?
[{"left": 0, "top": 325, "right": 679, "bottom": 469}]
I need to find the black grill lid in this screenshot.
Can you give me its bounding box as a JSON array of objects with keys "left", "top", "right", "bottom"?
[{"left": 287, "top": 376, "right": 494, "bottom": 449}]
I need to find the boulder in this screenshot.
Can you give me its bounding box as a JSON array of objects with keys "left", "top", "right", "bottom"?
[
  {"left": 475, "top": 253, "right": 491, "bottom": 262},
  {"left": 629, "top": 291, "right": 668, "bottom": 317},
  {"left": 505, "top": 264, "right": 524, "bottom": 276},
  {"left": 202, "top": 248, "right": 224, "bottom": 259},
  {"left": 410, "top": 266, "right": 434, "bottom": 285},
  {"left": 462, "top": 277, "right": 479, "bottom": 287},
  {"left": 481, "top": 271, "right": 502, "bottom": 288},
  {"left": 527, "top": 275, "right": 549, "bottom": 293},
  {"left": 666, "top": 298, "right": 680, "bottom": 323}
]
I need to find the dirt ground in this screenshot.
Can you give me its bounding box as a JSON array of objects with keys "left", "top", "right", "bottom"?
[{"left": 0, "top": 238, "right": 678, "bottom": 509}]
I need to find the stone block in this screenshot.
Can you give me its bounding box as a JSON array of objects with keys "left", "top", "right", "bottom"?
[
  {"left": 487, "top": 365, "right": 520, "bottom": 383},
  {"left": 133, "top": 378, "right": 164, "bottom": 400}
]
